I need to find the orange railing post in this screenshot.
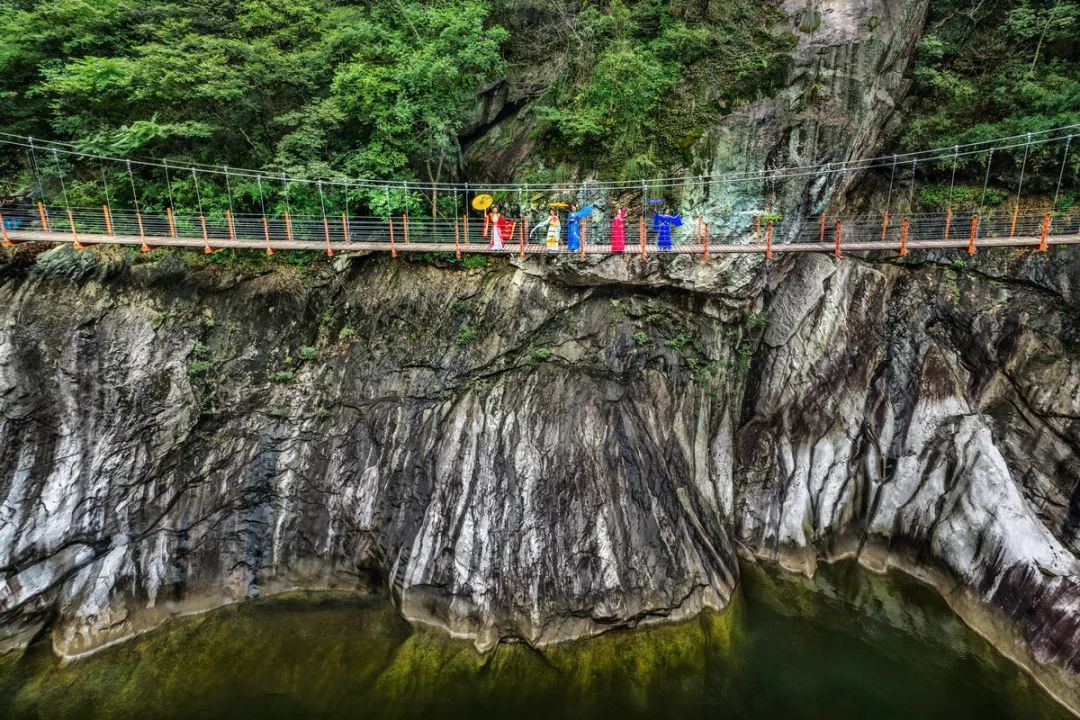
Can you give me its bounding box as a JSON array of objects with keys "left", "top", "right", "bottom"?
[
  {"left": 103, "top": 205, "right": 114, "bottom": 235},
  {"left": 262, "top": 216, "right": 273, "bottom": 256},
  {"left": 463, "top": 215, "right": 469, "bottom": 244},
  {"left": 323, "top": 216, "right": 333, "bottom": 257},
  {"left": 518, "top": 217, "right": 525, "bottom": 259},
  {"left": 37, "top": 202, "right": 49, "bottom": 232},
  {"left": 580, "top": 217, "right": 587, "bottom": 259},
  {"left": 284, "top": 211, "right": 294, "bottom": 243},
  {"left": 166, "top": 207, "right": 177, "bottom": 239},
  {"left": 765, "top": 223, "right": 773, "bottom": 260},
  {"left": 703, "top": 221, "right": 710, "bottom": 261},
  {"left": 1010, "top": 204, "right": 1020, "bottom": 237},
  {"left": 900, "top": 217, "right": 909, "bottom": 257},
  {"left": 944, "top": 207, "right": 953, "bottom": 243},
  {"left": 0, "top": 214, "right": 12, "bottom": 246},
  {"left": 880, "top": 212, "right": 890, "bottom": 242},
  {"left": 819, "top": 213, "right": 826, "bottom": 244},
  {"left": 341, "top": 213, "right": 350, "bottom": 244},
  {"left": 755, "top": 214, "right": 761, "bottom": 244},
  {"left": 200, "top": 215, "right": 213, "bottom": 254},
  {"left": 1039, "top": 211, "right": 1051, "bottom": 252},
  {"left": 454, "top": 220, "right": 462, "bottom": 259},
  {"left": 833, "top": 218, "right": 842, "bottom": 258},
  {"left": 639, "top": 216, "right": 646, "bottom": 259},
  {"left": 225, "top": 210, "right": 236, "bottom": 243},
  {"left": 68, "top": 209, "right": 85, "bottom": 250},
  {"left": 967, "top": 214, "right": 979, "bottom": 256},
  {"left": 389, "top": 217, "right": 397, "bottom": 257}
]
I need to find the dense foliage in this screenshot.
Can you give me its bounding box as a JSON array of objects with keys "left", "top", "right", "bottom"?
[
  {"left": 517, "top": 0, "right": 794, "bottom": 179},
  {"left": 0, "top": 0, "right": 508, "bottom": 214},
  {"left": 901, "top": 0, "right": 1079, "bottom": 200},
  {"left": 0, "top": 0, "right": 1074, "bottom": 215}
]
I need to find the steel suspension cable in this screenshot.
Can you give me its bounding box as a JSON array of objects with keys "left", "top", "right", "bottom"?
[
  {"left": 1051, "top": 135, "right": 1072, "bottom": 212},
  {"left": 127, "top": 161, "right": 140, "bottom": 214},
  {"left": 51, "top": 150, "right": 70, "bottom": 208},
  {"left": 27, "top": 139, "right": 45, "bottom": 204},
  {"left": 163, "top": 158, "right": 175, "bottom": 209},
  {"left": 191, "top": 168, "right": 204, "bottom": 216},
  {"left": 224, "top": 167, "right": 235, "bottom": 215},
  {"left": 979, "top": 149, "right": 995, "bottom": 212},
  {"left": 1015, "top": 133, "right": 1032, "bottom": 201},
  {"left": 885, "top": 155, "right": 898, "bottom": 212},
  {"left": 947, "top": 146, "right": 959, "bottom": 207},
  {"left": 100, "top": 161, "right": 112, "bottom": 208},
  {"left": 908, "top": 159, "right": 919, "bottom": 213}
]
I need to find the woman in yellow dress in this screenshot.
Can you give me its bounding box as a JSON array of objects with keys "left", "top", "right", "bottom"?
[{"left": 532, "top": 209, "right": 561, "bottom": 252}]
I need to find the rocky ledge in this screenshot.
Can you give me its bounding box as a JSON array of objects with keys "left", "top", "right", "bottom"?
[{"left": 0, "top": 243, "right": 1077, "bottom": 712}]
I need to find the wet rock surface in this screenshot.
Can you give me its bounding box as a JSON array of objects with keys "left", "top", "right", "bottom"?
[{"left": 0, "top": 244, "right": 1077, "bottom": 714}]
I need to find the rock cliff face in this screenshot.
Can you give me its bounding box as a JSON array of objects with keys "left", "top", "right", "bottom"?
[
  {"left": 1, "top": 0, "right": 1078, "bottom": 715},
  {"left": 1, "top": 245, "right": 1078, "bottom": 712}
]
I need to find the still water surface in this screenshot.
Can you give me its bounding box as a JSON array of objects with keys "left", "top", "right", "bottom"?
[{"left": 0, "top": 562, "right": 1072, "bottom": 720}]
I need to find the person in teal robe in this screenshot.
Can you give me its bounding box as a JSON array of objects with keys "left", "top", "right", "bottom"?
[
  {"left": 653, "top": 208, "right": 682, "bottom": 250},
  {"left": 566, "top": 204, "right": 594, "bottom": 252}
]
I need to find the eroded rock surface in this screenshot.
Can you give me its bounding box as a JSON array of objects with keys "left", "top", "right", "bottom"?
[{"left": 0, "top": 238, "right": 1078, "bottom": 709}]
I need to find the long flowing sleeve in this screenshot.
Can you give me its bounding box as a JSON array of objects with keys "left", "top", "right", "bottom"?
[{"left": 572, "top": 205, "right": 594, "bottom": 221}]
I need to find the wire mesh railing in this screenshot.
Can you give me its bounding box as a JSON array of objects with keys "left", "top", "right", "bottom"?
[{"left": 2, "top": 202, "right": 1078, "bottom": 257}]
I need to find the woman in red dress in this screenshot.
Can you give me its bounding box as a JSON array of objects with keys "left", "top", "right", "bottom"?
[{"left": 610, "top": 205, "right": 627, "bottom": 253}]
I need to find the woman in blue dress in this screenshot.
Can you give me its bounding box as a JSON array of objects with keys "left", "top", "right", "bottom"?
[
  {"left": 653, "top": 207, "right": 682, "bottom": 251},
  {"left": 566, "top": 204, "right": 594, "bottom": 253}
]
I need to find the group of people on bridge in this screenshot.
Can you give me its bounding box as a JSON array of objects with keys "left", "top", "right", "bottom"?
[{"left": 483, "top": 204, "right": 684, "bottom": 252}]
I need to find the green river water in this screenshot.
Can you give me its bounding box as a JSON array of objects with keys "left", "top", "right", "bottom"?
[{"left": 0, "top": 561, "right": 1072, "bottom": 720}]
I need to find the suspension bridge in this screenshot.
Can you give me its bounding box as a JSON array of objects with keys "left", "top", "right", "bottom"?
[{"left": 0, "top": 127, "right": 1076, "bottom": 260}]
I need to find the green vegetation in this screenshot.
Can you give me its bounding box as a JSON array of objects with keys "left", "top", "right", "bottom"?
[
  {"left": 529, "top": 346, "right": 553, "bottom": 363},
  {"left": 736, "top": 341, "right": 753, "bottom": 377},
  {"left": 186, "top": 360, "right": 211, "bottom": 377},
  {"left": 919, "top": 184, "right": 1008, "bottom": 210},
  {"left": 664, "top": 332, "right": 693, "bottom": 350},
  {"left": 744, "top": 312, "right": 771, "bottom": 330},
  {"left": 0, "top": 0, "right": 508, "bottom": 216},
  {"left": 338, "top": 326, "right": 356, "bottom": 342},
  {"left": 271, "top": 370, "right": 295, "bottom": 383},
  {"left": 525, "top": 0, "right": 795, "bottom": 177},
  {"left": 455, "top": 323, "right": 477, "bottom": 346},
  {"left": 632, "top": 330, "right": 649, "bottom": 345},
  {"left": 299, "top": 345, "right": 318, "bottom": 361},
  {"left": 151, "top": 312, "right": 169, "bottom": 329},
  {"left": 902, "top": 0, "right": 1079, "bottom": 190}
]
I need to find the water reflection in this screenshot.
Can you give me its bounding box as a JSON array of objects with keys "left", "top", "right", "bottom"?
[{"left": 0, "top": 561, "right": 1071, "bottom": 720}]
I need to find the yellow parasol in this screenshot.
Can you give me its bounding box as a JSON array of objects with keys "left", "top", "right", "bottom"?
[{"left": 471, "top": 194, "right": 493, "bottom": 211}]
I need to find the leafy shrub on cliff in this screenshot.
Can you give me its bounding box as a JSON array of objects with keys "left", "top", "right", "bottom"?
[
  {"left": 529, "top": 347, "right": 553, "bottom": 363},
  {"left": 455, "top": 323, "right": 478, "bottom": 346},
  {"left": 187, "top": 360, "right": 211, "bottom": 378}
]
